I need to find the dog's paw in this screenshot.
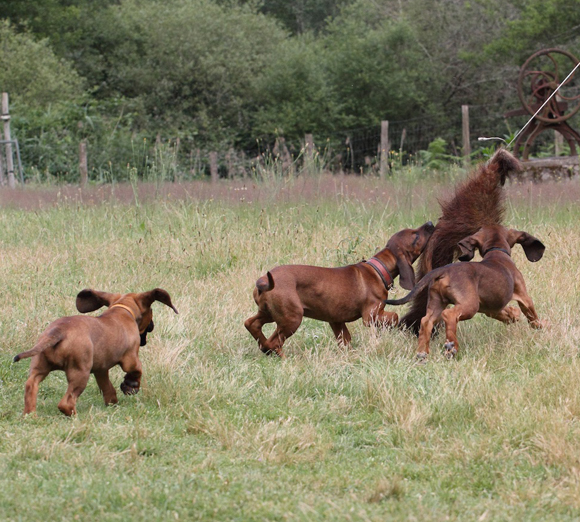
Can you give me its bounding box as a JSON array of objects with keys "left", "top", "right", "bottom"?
[
  {"left": 443, "top": 341, "right": 457, "bottom": 359},
  {"left": 120, "top": 380, "right": 140, "bottom": 395},
  {"left": 531, "top": 318, "right": 550, "bottom": 330},
  {"left": 415, "top": 352, "right": 428, "bottom": 364}
]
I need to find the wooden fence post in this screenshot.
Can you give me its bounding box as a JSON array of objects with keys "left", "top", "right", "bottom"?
[
  {"left": 304, "top": 133, "right": 314, "bottom": 173},
  {"left": 0, "top": 138, "right": 4, "bottom": 186},
  {"left": 226, "top": 149, "right": 234, "bottom": 179},
  {"left": 2, "top": 93, "right": 15, "bottom": 188},
  {"left": 79, "top": 141, "right": 88, "bottom": 187},
  {"left": 462, "top": 105, "right": 471, "bottom": 166},
  {"left": 399, "top": 128, "right": 407, "bottom": 154},
  {"left": 555, "top": 130, "right": 564, "bottom": 156},
  {"left": 380, "top": 120, "right": 390, "bottom": 177},
  {"left": 209, "top": 151, "right": 218, "bottom": 183}
]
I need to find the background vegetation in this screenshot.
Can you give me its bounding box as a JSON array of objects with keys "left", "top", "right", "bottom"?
[
  {"left": 1, "top": 0, "right": 580, "bottom": 180},
  {"left": 0, "top": 172, "right": 579, "bottom": 520}
]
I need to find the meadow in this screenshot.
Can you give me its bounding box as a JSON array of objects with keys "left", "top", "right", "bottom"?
[{"left": 0, "top": 170, "right": 579, "bottom": 521}]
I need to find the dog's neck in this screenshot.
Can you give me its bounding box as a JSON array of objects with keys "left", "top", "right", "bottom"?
[
  {"left": 364, "top": 249, "right": 396, "bottom": 290},
  {"left": 482, "top": 246, "right": 511, "bottom": 257},
  {"left": 109, "top": 303, "right": 137, "bottom": 320}
]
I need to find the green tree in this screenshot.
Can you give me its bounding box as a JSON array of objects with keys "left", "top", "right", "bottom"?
[
  {"left": 82, "top": 0, "right": 286, "bottom": 146},
  {"left": 0, "top": 20, "right": 83, "bottom": 107}
]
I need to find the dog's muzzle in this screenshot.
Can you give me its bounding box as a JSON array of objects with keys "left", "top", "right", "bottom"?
[{"left": 140, "top": 320, "right": 155, "bottom": 346}]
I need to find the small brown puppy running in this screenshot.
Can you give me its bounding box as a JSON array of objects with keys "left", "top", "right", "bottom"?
[
  {"left": 244, "top": 222, "right": 435, "bottom": 357},
  {"left": 385, "top": 225, "right": 545, "bottom": 360},
  {"left": 13, "top": 288, "right": 178, "bottom": 416}
]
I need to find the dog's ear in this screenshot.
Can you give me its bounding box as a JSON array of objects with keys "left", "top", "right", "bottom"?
[
  {"left": 139, "top": 288, "right": 179, "bottom": 314},
  {"left": 509, "top": 230, "right": 545, "bottom": 262},
  {"left": 396, "top": 256, "right": 416, "bottom": 290},
  {"left": 457, "top": 236, "right": 478, "bottom": 262},
  {"left": 76, "top": 289, "right": 121, "bottom": 313}
]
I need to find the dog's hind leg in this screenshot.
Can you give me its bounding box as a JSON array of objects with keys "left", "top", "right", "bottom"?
[
  {"left": 261, "top": 316, "right": 302, "bottom": 358},
  {"left": 58, "top": 368, "right": 91, "bottom": 416},
  {"left": 329, "top": 322, "right": 351, "bottom": 346},
  {"left": 23, "top": 356, "right": 51, "bottom": 415},
  {"left": 441, "top": 301, "right": 478, "bottom": 359},
  {"left": 244, "top": 310, "right": 273, "bottom": 351},
  {"left": 417, "top": 296, "right": 446, "bottom": 360},
  {"left": 94, "top": 369, "right": 119, "bottom": 406},
  {"left": 512, "top": 282, "right": 544, "bottom": 329},
  {"left": 485, "top": 306, "right": 521, "bottom": 324}
]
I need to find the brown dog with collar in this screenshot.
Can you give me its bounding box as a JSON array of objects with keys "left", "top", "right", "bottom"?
[
  {"left": 385, "top": 225, "right": 545, "bottom": 360},
  {"left": 13, "top": 288, "right": 178, "bottom": 416},
  {"left": 244, "top": 221, "right": 435, "bottom": 357}
]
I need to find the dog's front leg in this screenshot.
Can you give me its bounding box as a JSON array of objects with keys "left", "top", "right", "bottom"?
[
  {"left": 120, "top": 356, "right": 143, "bottom": 395},
  {"left": 329, "top": 322, "right": 352, "bottom": 346},
  {"left": 363, "top": 304, "right": 398, "bottom": 329}
]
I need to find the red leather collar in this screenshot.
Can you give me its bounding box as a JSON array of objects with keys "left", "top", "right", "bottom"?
[{"left": 365, "top": 257, "right": 394, "bottom": 290}]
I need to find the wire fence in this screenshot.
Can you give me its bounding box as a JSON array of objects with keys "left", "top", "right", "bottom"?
[
  {"left": 11, "top": 101, "right": 580, "bottom": 183},
  {"left": 189, "top": 103, "right": 518, "bottom": 179}
]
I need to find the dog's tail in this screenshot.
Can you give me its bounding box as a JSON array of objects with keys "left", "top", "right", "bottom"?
[
  {"left": 13, "top": 328, "right": 63, "bottom": 362},
  {"left": 398, "top": 148, "right": 520, "bottom": 333},
  {"left": 256, "top": 271, "right": 275, "bottom": 293},
  {"left": 384, "top": 269, "right": 442, "bottom": 306}
]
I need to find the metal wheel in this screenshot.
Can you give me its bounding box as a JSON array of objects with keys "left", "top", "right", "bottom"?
[{"left": 517, "top": 48, "right": 580, "bottom": 123}]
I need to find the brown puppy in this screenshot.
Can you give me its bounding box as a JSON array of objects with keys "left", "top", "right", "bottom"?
[
  {"left": 385, "top": 225, "right": 545, "bottom": 360},
  {"left": 244, "top": 222, "right": 435, "bottom": 357},
  {"left": 13, "top": 288, "right": 178, "bottom": 416}
]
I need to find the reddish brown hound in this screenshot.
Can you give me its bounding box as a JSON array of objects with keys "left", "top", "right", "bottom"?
[
  {"left": 244, "top": 222, "right": 435, "bottom": 357},
  {"left": 13, "top": 288, "right": 178, "bottom": 416},
  {"left": 385, "top": 225, "right": 545, "bottom": 360}
]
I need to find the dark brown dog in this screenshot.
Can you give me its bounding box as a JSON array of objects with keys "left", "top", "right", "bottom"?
[
  {"left": 399, "top": 149, "right": 521, "bottom": 333},
  {"left": 386, "top": 225, "right": 545, "bottom": 360},
  {"left": 13, "top": 288, "right": 178, "bottom": 416},
  {"left": 244, "top": 222, "right": 435, "bottom": 357}
]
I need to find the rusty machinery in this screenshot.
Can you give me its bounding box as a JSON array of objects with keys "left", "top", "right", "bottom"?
[{"left": 505, "top": 48, "right": 580, "bottom": 160}]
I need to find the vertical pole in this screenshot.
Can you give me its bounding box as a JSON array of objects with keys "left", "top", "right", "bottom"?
[
  {"left": 380, "top": 120, "right": 390, "bottom": 177},
  {"left": 2, "top": 93, "right": 15, "bottom": 188},
  {"left": 0, "top": 137, "right": 5, "bottom": 185},
  {"left": 399, "top": 128, "right": 407, "bottom": 153},
  {"left": 555, "top": 130, "right": 564, "bottom": 156},
  {"left": 304, "top": 133, "right": 314, "bottom": 173},
  {"left": 461, "top": 105, "right": 471, "bottom": 166},
  {"left": 174, "top": 137, "right": 180, "bottom": 181},
  {"left": 209, "top": 151, "right": 218, "bottom": 183},
  {"left": 79, "top": 141, "right": 88, "bottom": 187},
  {"left": 226, "top": 149, "right": 234, "bottom": 179}
]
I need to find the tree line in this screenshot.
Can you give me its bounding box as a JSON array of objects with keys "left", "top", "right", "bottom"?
[{"left": 1, "top": 0, "right": 579, "bottom": 180}]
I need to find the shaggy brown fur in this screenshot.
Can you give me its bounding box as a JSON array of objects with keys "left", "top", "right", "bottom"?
[{"left": 398, "top": 149, "right": 522, "bottom": 334}]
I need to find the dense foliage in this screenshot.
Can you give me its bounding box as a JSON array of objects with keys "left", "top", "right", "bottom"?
[{"left": 1, "top": 0, "right": 579, "bottom": 180}]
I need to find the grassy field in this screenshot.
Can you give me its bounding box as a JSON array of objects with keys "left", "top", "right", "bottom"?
[{"left": 1, "top": 172, "right": 579, "bottom": 521}]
